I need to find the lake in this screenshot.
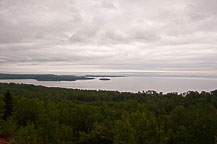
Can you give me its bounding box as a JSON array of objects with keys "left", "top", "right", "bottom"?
[{"left": 0, "top": 76, "right": 217, "bottom": 93}]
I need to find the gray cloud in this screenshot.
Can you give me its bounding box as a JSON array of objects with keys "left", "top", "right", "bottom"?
[{"left": 0, "top": 0, "right": 217, "bottom": 73}]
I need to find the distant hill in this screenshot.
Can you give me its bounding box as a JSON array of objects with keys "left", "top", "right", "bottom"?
[{"left": 0, "top": 73, "right": 94, "bottom": 81}]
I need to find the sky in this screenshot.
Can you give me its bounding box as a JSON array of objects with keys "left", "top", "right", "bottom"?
[{"left": 0, "top": 0, "right": 217, "bottom": 74}]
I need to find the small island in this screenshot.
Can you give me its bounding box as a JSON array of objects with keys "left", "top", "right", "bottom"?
[{"left": 99, "top": 78, "right": 110, "bottom": 81}]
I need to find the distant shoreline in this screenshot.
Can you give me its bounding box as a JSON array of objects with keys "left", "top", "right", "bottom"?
[{"left": 0, "top": 73, "right": 125, "bottom": 81}]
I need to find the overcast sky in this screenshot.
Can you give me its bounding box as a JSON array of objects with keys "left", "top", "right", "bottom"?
[{"left": 0, "top": 0, "right": 217, "bottom": 74}]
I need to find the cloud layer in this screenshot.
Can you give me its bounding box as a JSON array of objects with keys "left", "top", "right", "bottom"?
[{"left": 0, "top": 0, "right": 217, "bottom": 73}]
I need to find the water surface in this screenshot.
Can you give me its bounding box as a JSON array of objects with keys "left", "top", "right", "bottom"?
[{"left": 1, "top": 76, "right": 217, "bottom": 93}]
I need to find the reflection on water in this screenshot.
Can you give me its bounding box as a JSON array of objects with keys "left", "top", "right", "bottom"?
[{"left": 0, "top": 76, "right": 217, "bottom": 93}]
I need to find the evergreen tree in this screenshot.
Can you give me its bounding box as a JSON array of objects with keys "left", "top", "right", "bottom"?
[{"left": 3, "top": 90, "right": 13, "bottom": 120}]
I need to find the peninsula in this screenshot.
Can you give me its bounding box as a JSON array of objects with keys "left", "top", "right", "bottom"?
[{"left": 0, "top": 73, "right": 94, "bottom": 81}]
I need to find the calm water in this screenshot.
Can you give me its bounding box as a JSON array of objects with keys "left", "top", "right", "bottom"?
[{"left": 0, "top": 76, "right": 217, "bottom": 93}]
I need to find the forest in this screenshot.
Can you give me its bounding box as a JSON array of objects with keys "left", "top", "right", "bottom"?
[{"left": 0, "top": 83, "right": 217, "bottom": 144}]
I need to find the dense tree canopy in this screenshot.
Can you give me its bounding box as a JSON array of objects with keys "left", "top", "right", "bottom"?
[
  {"left": 2, "top": 90, "right": 13, "bottom": 120},
  {"left": 0, "top": 83, "right": 217, "bottom": 144}
]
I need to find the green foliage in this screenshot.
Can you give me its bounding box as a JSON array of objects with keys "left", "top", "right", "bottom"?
[
  {"left": 3, "top": 90, "right": 13, "bottom": 120},
  {"left": 1, "top": 117, "right": 17, "bottom": 137},
  {"left": 0, "top": 94, "right": 4, "bottom": 116},
  {"left": 0, "top": 95, "right": 4, "bottom": 134},
  {"left": 14, "top": 122, "right": 39, "bottom": 144},
  {"left": 113, "top": 119, "right": 136, "bottom": 144},
  {"left": 0, "top": 83, "right": 217, "bottom": 144},
  {"left": 129, "top": 112, "right": 162, "bottom": 144},
  {"left": 188, "top": 106, "right": 217, "bottom": 144},
  {"left": 169, "top": 105, "right": 189, "bottom": 129},
  {"left": 14, "top": 97, "right": 43, "bottom": 126}
]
